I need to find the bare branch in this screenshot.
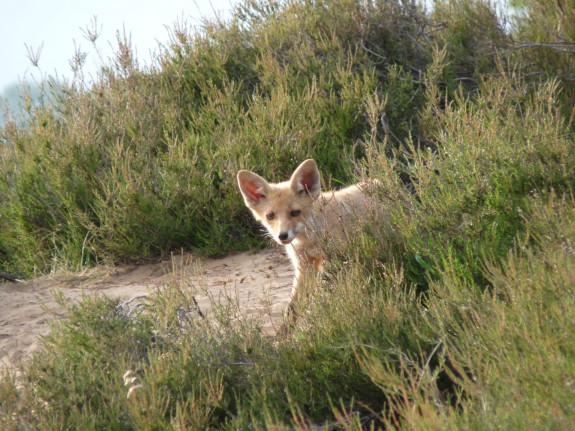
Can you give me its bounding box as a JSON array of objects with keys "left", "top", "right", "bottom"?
[
  {"left": 507, "top": 42, "right": 575, "bottom": 53},
  {"left": 24, "top": 42, "right": 43, "bottom": 67},
  {"left": 0, "top": 272, "right": 24, "bottom": 283}
]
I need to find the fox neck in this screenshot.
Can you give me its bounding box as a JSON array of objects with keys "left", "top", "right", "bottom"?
[
  {"left": 287, "top": 222, "right": 324, "bottom": 267},
  {"left": 290, "top": 220, "right": 321, "bottom": 250}
]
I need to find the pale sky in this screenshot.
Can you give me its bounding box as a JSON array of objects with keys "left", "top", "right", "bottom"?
[{"left": 0, "top": 0, "right": 237, "bottom": 92}]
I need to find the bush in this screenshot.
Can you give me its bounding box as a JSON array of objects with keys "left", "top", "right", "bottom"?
[
  {"left": 1, "top": 0, "right": 575, "bottom": 429},
  {"left": 0, "top": 0, "right": 435, "bottom": 275}
]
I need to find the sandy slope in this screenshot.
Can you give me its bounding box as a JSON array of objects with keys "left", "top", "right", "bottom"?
[{"left": 0, "top": 248, "right": 293, "bottom": 371}]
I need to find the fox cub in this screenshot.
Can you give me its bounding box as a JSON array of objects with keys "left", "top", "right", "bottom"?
[{"left": 237, "top": 159, "right": 378, "bottom": 308}]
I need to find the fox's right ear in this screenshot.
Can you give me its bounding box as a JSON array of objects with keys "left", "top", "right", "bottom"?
[
  {"left": 290, "top": 159, "right": 321, "bottom": 199},
  {"left": 237, "top": 170, "right": 269, "bottom": 207}
]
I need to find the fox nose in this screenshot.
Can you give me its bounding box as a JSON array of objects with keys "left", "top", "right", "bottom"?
[{"left": 278, "top": 232, "right": 289, "bottom": 241}]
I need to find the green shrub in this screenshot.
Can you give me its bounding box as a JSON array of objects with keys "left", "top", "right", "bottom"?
[
  {"left": 509, "top": 0, "right": 575, "bottom": 109},
  {"left": 0, "top": 0, "right": 437, "bottom": 275},
  {"left": 2, "top": 0, "right": 575, "bottom": 429}
]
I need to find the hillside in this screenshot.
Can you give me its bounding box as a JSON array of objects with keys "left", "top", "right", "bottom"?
[{"left": 1, "top": 0, "right": 574, "bottom": 429}]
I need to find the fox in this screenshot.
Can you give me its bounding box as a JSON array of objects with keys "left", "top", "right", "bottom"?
[{"left": 237, "top": 159, "right": 379, "bottom": 311}]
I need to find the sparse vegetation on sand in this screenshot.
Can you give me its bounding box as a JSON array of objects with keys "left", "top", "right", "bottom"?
[{"left": 1, "top": 0, "right": 574, "bottom": 429}]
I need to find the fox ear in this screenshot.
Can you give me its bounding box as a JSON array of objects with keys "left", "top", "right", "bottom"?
[
  {"left": 237, "top": 170, "right": 269, "bottom": 207},
  {"left": 290, "top": 159, "right": 321, "bottom": 199}
]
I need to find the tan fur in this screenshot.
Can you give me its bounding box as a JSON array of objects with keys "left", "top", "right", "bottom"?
[{"left": 237, "top": 159, "right": 377, "bottom": 309}]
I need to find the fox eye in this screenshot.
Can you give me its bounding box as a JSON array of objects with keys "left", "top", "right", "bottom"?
[
  {"left": 266, "top": 213, "right": 275, "bottom": 220},
  {"left": 290, "top": 210, "right": 301, "bottom": 217}
]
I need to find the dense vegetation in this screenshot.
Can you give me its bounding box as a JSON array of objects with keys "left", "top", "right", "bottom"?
[{"left": 1, "top": 0, "right": 574, "bottom": 429}]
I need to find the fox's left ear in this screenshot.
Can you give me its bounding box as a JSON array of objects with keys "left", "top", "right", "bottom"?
[
  {"left": 237, "top": 170, "right": 270, "bottom": 207},
  {"left": 290, "top": 159, "right": 321, "bottom": 199}
]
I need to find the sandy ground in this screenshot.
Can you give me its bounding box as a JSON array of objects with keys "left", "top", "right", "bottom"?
[{"left": 0, "top": 247, "right": 293, "bottom": 371}]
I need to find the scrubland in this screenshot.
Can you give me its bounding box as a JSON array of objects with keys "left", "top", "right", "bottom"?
[{"left": 1, "top": 0, "right": 574, "bottom": 429}]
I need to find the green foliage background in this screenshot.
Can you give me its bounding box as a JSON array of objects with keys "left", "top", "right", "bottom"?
[{"left": 1, "top": 0, "right": 574, "bottom": 429}]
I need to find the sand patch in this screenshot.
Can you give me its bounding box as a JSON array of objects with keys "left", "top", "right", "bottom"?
[{"left": 0, "top": 248, "right": 293, "bottom": 371}]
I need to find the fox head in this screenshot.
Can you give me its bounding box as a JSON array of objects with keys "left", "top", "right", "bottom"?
[{"left": 237, "top": 159, "right": 322, "bottom": 245}]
